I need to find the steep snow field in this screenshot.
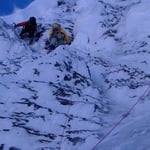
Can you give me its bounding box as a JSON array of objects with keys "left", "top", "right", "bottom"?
[{"left": 0, "top": 0, "right": 150, "bottom": 150}]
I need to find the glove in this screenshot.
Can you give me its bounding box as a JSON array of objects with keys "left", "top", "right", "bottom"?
[
  {"left": 14, "top": 23, "right": 17, "bottom": 28},
  {"left": 67, "top": 38, "right": 71, "bottom": 45},
  {"left": 50, "top": 44, "right": 55, "bottom": 50},
  {"left": 67, "top": 40, "right": 71, "bottom": 45}
]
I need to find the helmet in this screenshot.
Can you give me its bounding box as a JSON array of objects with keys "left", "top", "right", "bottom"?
[
  {"left": 29, "top": 17, "right": 36, "bottom": 23},
  {"left": 52, "top": 23, "right": 61, "bottom": 31}
]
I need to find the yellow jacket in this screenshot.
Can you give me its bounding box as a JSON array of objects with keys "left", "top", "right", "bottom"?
[{"left": 49, "top": 28, "right": 70, "bottom": 44}]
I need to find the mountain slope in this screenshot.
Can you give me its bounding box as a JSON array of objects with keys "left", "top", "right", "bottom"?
[{"left": 0, "top": 0, "right": 150, "bottom": 150}]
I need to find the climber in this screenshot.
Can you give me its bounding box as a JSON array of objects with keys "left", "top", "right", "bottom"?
[
  {"left": 45, "top": 23, "right": 71, "bottom": 51},
  {"left": 15, "top": 17, "right": 37, "bottom": 44}
]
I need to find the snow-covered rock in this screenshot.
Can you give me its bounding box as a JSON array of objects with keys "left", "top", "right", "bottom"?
[{"left": 0, "top": 0, "right": 150, "bottom": 150}]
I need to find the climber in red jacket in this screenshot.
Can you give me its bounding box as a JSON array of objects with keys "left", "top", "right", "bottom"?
[{"left": 15, "top": 17, "right": 37, "bottom": 39}]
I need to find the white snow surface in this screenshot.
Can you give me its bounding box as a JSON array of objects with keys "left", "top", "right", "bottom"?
[{"left": 0, "top": 0, "right": 150, "bottom": 150}]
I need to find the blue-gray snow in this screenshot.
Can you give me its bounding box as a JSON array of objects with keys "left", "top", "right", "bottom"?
[{"left": 0, "top": 0, "right": 150, "bottom": 150}]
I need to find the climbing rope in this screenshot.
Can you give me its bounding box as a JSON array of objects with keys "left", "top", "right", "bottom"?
[
  {"left": 58, "top": 102, "right": 72, "bottom": 150},
  {"left": 91, "top": 85, "right": 150, "bottom": 150},
  {"left": 72, "top": 48, "right": 150, "bottom": 150},
  {"left": 57, "top": 47, "right": 150, "bottom": 150}
]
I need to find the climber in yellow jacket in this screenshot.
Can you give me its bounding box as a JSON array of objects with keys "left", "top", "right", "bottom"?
[{"left": 47, "top": 23, "right": 71, "bottom": 50}]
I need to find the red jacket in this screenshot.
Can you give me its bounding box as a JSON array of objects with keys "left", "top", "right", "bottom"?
[
  {"left": 15, "top": 21, "right": 37, "bottom": 32},
  {"left": 15, "top": 21, "right": 28, "bottom": 27}
]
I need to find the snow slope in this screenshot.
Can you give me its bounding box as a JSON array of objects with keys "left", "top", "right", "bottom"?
[{"left": 0, "top": 0, "right": 150, "bottom": 150}]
